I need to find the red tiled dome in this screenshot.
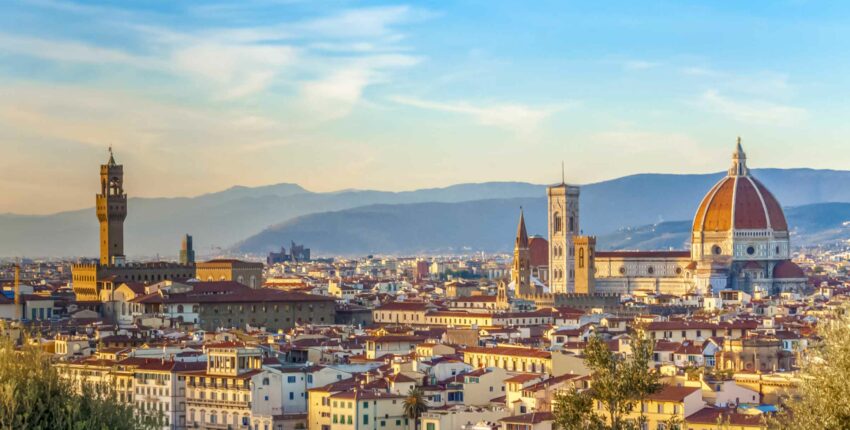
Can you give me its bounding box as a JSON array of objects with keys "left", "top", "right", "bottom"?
[
  {"left": 773, "top": 261, "right": 805, "bottom": 279},
  {"left": 693, "top": 176, "right": 788, "bottom": 233},
  {"left": 693, "top": 141, "right": 788, "bottom": 233},
  {"left": 528, "top": 236, "right": 548, "bottom": 267}
]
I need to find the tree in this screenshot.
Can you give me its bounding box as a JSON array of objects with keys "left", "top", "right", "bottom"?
[
  {"left": 771, "top": 305, "right": 850, "bottom": 429},
  {"left": 0, "top": 334, "right": 157, "bottom": 430},
  {"left": 553, "top": 333, "right": 661, "bottom": 430},
  {"left": 403, "top": 386, "right": 428, "bottom": 430}
]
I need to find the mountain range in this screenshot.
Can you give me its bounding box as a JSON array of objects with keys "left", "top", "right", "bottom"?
[{"left": 3, "top": 168, "right": 850, "bottom": 258}]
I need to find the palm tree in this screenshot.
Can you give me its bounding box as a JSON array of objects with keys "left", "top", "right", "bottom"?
[{"left": 403, "top": 386, "right": 428, "bottom": 430}]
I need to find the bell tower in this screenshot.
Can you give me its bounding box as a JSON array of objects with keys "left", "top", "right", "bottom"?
[
  {"left": 512, "top": 208, "right": 532, "bottom": 297},
  {"left": 548, "top": 175, "right": 580, "bottom": 294},
  {"left": 97, "top": 147, "right": 127, "bottom": 266}
]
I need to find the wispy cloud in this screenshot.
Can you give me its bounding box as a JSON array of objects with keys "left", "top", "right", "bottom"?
[
  {"left": 0, "top": 33, "right": 164, "bottom": 70},
  {"left": 698, "top": 90, "right": 807, "bottom": 125},
  {"left": 623, "top": 60, "right": 660, "bottom": 71},
  {"left": 0, "top": 2, "right": 427, "bottom": 108},
  {"left": 390, "top": 96, "right": 570, "bottom": 133}
]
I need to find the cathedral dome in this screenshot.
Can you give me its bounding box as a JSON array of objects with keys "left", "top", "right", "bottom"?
[
  {"left": 773, "top": 260, "right": 805, "bottom": 279},
  {"left": 692, "top": 141, "right": 788, "bottom": 234}
]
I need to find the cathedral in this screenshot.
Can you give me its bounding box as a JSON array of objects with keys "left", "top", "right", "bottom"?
[{"left": 510, "top": 140, "right": 807, "bottom": 304}]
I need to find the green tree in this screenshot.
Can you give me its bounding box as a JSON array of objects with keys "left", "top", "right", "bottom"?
[
  {"left": 0, "top": 335, "right": 157, "bottom": 430},
  {"left": 771, "top": 305, "right": 850, "bottom": 429},
  {"left": 553, "top": 333, "right": 661, "bottom": 430},
  {"left": 403, "top": 386, "right": 428, "bottom": 430}
]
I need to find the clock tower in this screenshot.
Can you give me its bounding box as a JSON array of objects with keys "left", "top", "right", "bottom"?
[{"left": 97, "top": 147, "right": 127, "bottom": 266}]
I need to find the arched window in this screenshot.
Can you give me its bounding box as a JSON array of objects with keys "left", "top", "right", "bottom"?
[
  {"left": 177, "top": 305, "right": 184, "bottom": 313},
  {"left": 553, "top": 212, "right": 562, "bottom": 233},
  {"left": 578, "top": 248, "right": 585, "bottom": 268}
]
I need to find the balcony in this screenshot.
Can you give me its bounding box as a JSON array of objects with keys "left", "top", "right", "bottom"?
[{"left": 187, "top": 398, "right": 251, "bottom": 409}]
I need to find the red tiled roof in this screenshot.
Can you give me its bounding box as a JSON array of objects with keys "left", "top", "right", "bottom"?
[
  {"left": 646, "top": 385, "right": 701, "bottom": 402},
  {"left": 499, "top": 412, "right": 554, "bottom": 424},
  {"left": 685, "top": 407, "right": 764, "bottom": 426}
]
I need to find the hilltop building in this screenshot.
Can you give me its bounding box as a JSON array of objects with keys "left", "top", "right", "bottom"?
[{"left": 267, "top": 241, "right": 312, "bottom": 265}]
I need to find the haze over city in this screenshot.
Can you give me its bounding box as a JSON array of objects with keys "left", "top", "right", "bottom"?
[{"left": 3, "top": 1, "right": 850, "bottom": 214}]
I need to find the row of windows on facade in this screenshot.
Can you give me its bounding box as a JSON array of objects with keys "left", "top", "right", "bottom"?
[
  {"left": 187, "top": 376, "right": 251, "bottom": 389},
  {"left": 552, "top": 213, "right": 575, "bottom": 233},
  {"left": 552, "top": 268, "right": 574, "bottom": 280},
  {"left": 616, "top": 266, "right": 684, "bottom": 276},
  {"left": 207, "top": 303, "right": 326, "bottom": 313},
  {"left": 552, "top": 246, "right": 574, "bottom": 258},
  {"left": 332, "top": 414, "right": 406, "bottom": 426},
  {"left": 711, "top": 244, "right": 783, "bottom": 256},
  {"left": 209, "top": 316, "right": 326, "bottom": 326}
]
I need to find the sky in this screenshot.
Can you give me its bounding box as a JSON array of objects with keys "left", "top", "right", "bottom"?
[{"left": 2, "top": 0, "right": 850, "bottom": 214}]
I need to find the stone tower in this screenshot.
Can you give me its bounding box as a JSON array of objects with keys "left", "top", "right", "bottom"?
[
  {"left": 548, "top": 180, "right": 580, "bottom": 294},
  {"left": 496, "top": 280, "right": 509, "bottom": 310},
  {"left": 180, "top": 234, "right": 195, "bottom": 265},
  {"left": 512, "top": 208, "right": 533, "bottom": 297},
  {"left": 97, "top": 147, "right": 127, "bottom": 266},
  {"left": 574, "top": 236, "right": 596, "bottom": 295}
]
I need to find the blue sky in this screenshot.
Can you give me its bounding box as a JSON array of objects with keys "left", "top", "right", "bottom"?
[{"left": 1, "top": 0, "right": 849, "bottom": 214}]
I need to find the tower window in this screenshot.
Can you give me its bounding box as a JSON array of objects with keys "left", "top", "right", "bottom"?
[
  {"left": 578, "top": 248, "right": 585, "bottom": 268},
  {"left": 553, "top": 212, "right": 562, "bottom": 233}
]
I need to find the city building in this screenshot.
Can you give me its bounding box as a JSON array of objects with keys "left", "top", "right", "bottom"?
[
  {"left": 71, "top": 150, "right": 195, "bottom": 302},
  {"left": 195, "top": 259, "right": 264, "bottom": 288}
]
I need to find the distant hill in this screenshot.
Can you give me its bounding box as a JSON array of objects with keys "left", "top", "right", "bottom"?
[
  {"left": 4, "top": 168, "right": 850, "bottom": 257},
  {"left": 596, "top": 202, "right": 850, "bottom": 250},
  {"left": 235, "top": 200, "right": 850, "bottom": 256}
]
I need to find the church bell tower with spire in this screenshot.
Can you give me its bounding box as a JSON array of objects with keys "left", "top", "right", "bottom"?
[
  {"left": 97, "top": 147, "right": 127, "bottom": 266},
  {"left": 512, "top": 208, "right": 533, "bottom": 297}
]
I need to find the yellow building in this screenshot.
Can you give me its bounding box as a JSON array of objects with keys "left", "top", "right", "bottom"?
[
  {"left": 463, "top": 346, "right": 552, "bottom": 374},
  {"left": 195, "top": 259, "right": 265, "bottom": 288},
  {"left": 595, "top": 385, "right": 705, "bottom": 430},
  {"left": 308, "top": 379, "right": 360, "bottom": 430},
  {"left": 327, "top": 389, "right": 406, "bottom": 430}
]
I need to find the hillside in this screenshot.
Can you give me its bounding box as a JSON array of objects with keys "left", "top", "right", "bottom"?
[
  {"left": 235, "top": 201, "right": 850, "bottom": 256},
  {"left": 4, "top": 169, "right": 850, "bottom": 257}
]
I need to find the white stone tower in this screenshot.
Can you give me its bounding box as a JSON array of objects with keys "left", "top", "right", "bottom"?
[{"left": 547, "top": 170, "right": 580, "bottom": 293}]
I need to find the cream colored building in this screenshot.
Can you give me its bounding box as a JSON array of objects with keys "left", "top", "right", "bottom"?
[{"left": 183, "top": 345, "right": 276, "bottom": 430}]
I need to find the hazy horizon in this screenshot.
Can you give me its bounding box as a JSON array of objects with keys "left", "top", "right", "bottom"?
[{"left": 4, "top": 1, "right": 850, "bottom": 214}]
